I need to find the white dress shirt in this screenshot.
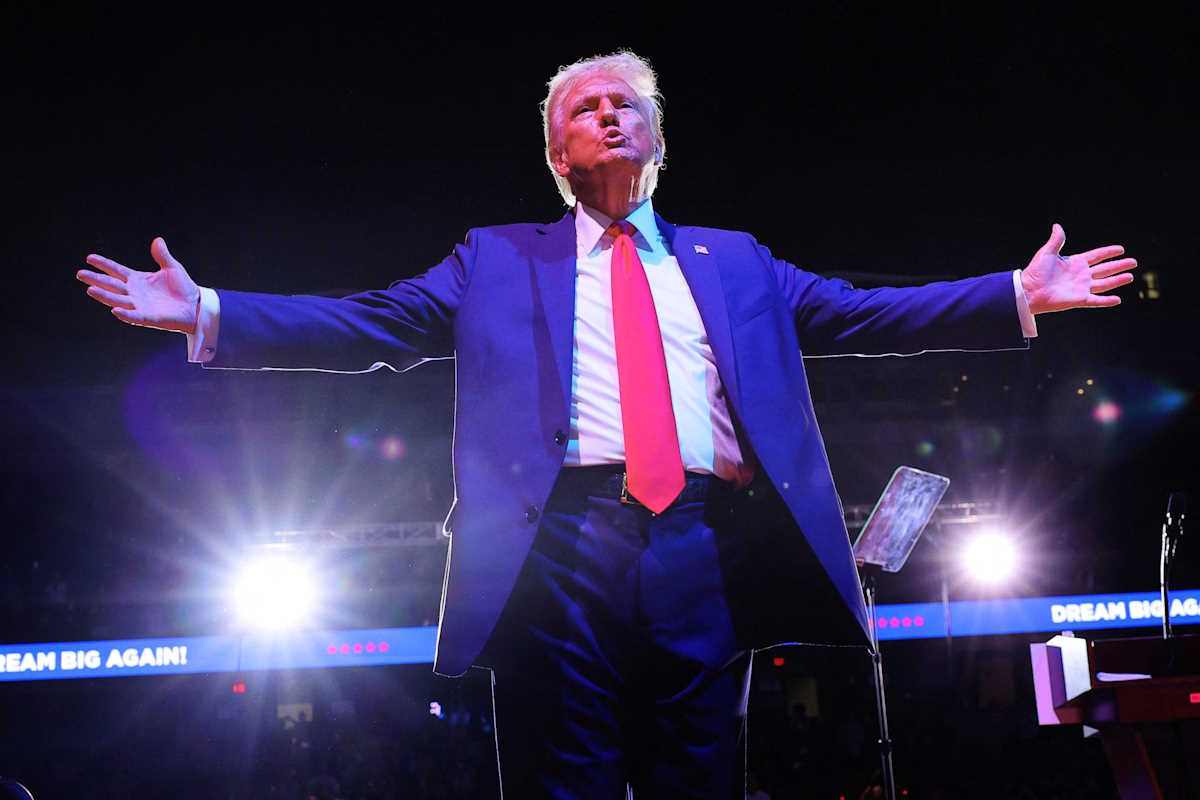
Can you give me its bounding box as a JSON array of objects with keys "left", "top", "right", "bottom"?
[{"left": 563, "top": 199, "right": 752, "bottom": 485}]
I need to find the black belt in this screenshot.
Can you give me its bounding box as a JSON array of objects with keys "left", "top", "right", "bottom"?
[{"left": 552, "top": 464, "right": 737, "bottom": 510}]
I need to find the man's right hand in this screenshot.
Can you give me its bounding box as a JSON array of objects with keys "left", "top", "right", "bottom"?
[{"left": 77, "top": 237, "right": 201, "bottom": 333}]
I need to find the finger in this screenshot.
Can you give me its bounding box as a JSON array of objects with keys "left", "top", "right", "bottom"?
[
  {"left": 86, "top": 285, "right": 135, "bottom": 309},
  {"left": 76, "top": 269, "right": 129, "bottom": 294},
  {"left": 150, "top": 237, "right": 181, "bottom": 271},
  {"left": 1091, "top": 273, "right": 1135, "bottom": 293},
  {"left": 1077, "top": 244, "right": 1125, "bottom": 265},
  {"left": 1090, "top": 257, "right": 1137, "bottom": 280},
  {"left": 1085, "top": 294, "right": 1121, "bottom": 308},
  {"left": 111, "top": 307, "right": 148, "bottom": 326},
  {"left": 1037, "top": 223, "right": 1066, "bottom": 257},
  {"left": 84, "top": 254, "right": 133, "bottom": 281}
]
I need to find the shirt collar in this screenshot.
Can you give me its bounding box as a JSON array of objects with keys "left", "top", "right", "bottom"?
[{"left": 574, "top": 198, "right": 666, "bottom": 259}]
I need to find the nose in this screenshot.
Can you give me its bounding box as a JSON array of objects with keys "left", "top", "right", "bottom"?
[{"left": 596, "top": 97, "right": 619, "bottom": 126}]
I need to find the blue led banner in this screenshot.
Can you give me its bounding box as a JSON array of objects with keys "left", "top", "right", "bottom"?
[
  {"left": 0, "top": 627, "right": 437, "bottom": 683},
  {"left": 873, "top": 588, "right": 1200, "bottom": 641},
  {"left": 0, "top": 635, "right": 230, "bottom": 681},
  {"left": 2, "top": 590, "right": 1197, "bottom": 682}
]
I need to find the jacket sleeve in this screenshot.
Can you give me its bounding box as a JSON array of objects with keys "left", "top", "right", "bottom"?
[
  {"left": 753, "top": 238, "right": 1029, "bottom": 357},
  {"left": 205, "top": 230, "right": 476, "bottom": 373}
]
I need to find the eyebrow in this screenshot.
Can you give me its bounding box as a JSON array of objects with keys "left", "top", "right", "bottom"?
[{"left": 573, "top": 89, "right": 635, "bottom": 108}]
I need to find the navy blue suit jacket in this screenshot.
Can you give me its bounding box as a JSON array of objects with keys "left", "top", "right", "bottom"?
[{"left": 208, "top": 211, "right": 1027, "bottom": 676}]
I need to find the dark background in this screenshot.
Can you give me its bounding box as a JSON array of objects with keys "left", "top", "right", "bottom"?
[{"left": 1, "top": 6, "right": 1198, "bottom": 797}]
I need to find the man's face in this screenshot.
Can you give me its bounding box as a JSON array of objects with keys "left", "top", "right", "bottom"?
[{"left": 550, "top": 72, "right": 658, "bottom": 190}]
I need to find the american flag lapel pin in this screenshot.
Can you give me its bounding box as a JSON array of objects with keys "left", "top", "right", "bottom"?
[{"left": 693, "top": 244, "right": 709, "bottom": 255}]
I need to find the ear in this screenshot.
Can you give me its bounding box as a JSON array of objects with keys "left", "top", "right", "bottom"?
[{"left": 550, "top": 144, "right": 571, "bottom": 178}]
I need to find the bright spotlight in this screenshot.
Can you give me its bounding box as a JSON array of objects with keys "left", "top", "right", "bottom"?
[
  {"left": 233, "top": 556, "right": 315, "bottom": 630},
  {"left": 962, "top": 532, "right": 1017, "bottom": 585}
]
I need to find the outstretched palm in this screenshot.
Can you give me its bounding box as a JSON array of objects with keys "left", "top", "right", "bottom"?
[
  {"left": 77, "top": 237, "right": 200, "bottom": 333},
  {"left": 1020, "top": 224, "right": 1137, "bottom": 315}
]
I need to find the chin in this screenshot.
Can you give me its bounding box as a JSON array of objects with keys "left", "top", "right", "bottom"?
[{"left": 596, "top": 150, "right": 651, "bottom": 171}]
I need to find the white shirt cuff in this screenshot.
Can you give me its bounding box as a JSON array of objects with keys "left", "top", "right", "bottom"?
[
  {"left": 185, "top": 287, "right": 221, "bottom": 363},
  {"left": 1013, "top": 269, "right": 1038, "bottom": 339}
]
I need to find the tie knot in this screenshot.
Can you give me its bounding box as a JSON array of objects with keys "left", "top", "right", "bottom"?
[{"left": 606, "top": 220, "right": 636, "bottom": 240}]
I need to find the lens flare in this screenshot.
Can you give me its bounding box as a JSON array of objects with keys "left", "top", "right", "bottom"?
[
  {"left": 962, "top": 532, "right": 1017, "bottom": 585},
  {"left": 1092, "top": 400, "right": 1121, "bottom": 424},
  {"left": 232, "top": 556, "right": 315, "bottom": 630},
  {"left": 380, "top": 436, "right": 406, "bottom": 460}
]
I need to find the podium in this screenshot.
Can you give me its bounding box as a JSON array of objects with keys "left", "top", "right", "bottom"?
[{"left": 1031, "top": 634, "right": 1200, "bottom": 798}]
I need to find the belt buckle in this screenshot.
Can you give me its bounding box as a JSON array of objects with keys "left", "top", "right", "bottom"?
[{"left": 619, "top": 472, "right": 642, "bottom": 507}]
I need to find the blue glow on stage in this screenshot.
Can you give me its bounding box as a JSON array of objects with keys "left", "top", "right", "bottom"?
[{"left": 2, "top": 590, "right": 1197, "bottom": 682}]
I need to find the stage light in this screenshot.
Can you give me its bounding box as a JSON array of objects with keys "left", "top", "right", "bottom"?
[
  {"left": 962, "top": 532, "right": 1017, "bottom": 585},
  {"left": 1092, "top": 400, "right": 1121, "bottom": 424},
  {"left": 1140, "top": 271, "right": 1160, "bottom": 300},
  {"left": 233, "top": 556, "right": 315, "bottom": 630}
]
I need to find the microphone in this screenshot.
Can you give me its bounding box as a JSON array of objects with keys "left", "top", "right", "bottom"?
[
  {"left": 1161, "top": 492, "right": 1188, "bottom": 644},
  {"left": 1166, "top": 492, "right": 1187, "bottom": 529},
  {"left": 1165, "top": 492, "right": 1187, "bottom": 560}
]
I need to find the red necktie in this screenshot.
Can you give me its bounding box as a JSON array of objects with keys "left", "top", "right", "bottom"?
[{"left": 608, "top": 220, "right": 685, "bottom": 513}]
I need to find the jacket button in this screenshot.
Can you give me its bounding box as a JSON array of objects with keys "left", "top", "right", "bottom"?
[
  {"left": 554, "top": 430, "right": 567, "bottom": 446},
  {"left": 525, "top": 505, "right": 539, "bottom": 524}
]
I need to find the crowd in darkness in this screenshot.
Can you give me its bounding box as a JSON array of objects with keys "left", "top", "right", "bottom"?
[
  {"left": 2, "top": 645, "right": 1127, "bottom": 799},
  {"left": 239, "top": 704, "right": 498, "bottom": 799},
  {"left": 2, "top": 694, "right": 496, "bottom": 799}
]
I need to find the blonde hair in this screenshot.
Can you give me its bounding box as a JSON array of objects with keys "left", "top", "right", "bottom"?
[{"left": 540, "top": 51, "right": 666, "bottom": 207}]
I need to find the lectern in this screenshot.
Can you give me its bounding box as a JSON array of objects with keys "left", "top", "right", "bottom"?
[{"left": 1031, "top": 634, "right": 1200, "bottom": 798}]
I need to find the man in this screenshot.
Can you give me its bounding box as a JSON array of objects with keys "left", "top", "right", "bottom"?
[{"left": 77, "top": 52, "right": 1135, "bottom": 798}]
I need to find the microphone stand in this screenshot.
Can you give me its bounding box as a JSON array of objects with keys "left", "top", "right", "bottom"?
[
  {"left": 1160, "top": 493, "right": 1186, "bottom": 673},
  {"left": 863, "top": 572, "right": 896, "bottom": 800},
  {"left": 1158, "top": 494, "right": 1189, "bottom": 800}
]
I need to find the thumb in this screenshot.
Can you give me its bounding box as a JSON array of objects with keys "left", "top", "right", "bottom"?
[
  {"left": 150, "top": 236, "right": 182, "bottom": 270},
  {"left": 1038, "top": 223, "right": 1066, "bottom": 257}
]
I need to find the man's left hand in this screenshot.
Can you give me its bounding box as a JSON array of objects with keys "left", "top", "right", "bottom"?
[{"left": 1020, "top": 223, "right": 1137, "bottom": 315}]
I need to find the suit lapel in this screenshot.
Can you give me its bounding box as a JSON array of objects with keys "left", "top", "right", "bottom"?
[
  {"left": 532, "top": 212, "right": 579, "bottom": 418},
  {"left": 656, "top": 214, "right": 743, "bottom": 410}
]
